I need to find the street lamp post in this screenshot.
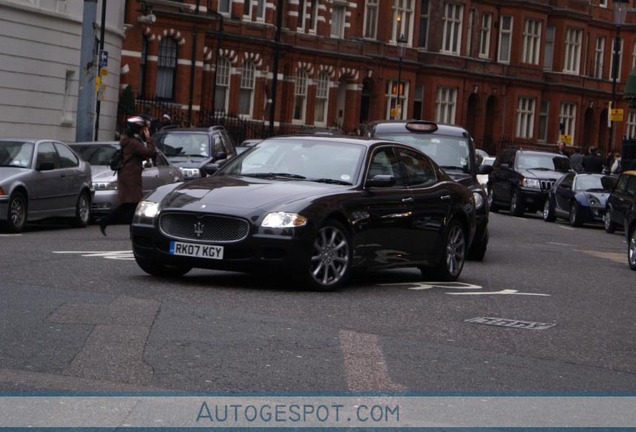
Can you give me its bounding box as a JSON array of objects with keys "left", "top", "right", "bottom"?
[
  {"left": 609, "top": 0, "right": 629, "bottom": 159},
  {"left": 396, "top": 34, "right": 406, "bottom": 119}
]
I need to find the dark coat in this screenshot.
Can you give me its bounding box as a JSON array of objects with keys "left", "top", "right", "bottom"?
[
  {"left": 117, "top": 134, "right": 156, "bottom": 204},
  {"left": 581, "top": 153, "right": 604, "bottom": 173}
]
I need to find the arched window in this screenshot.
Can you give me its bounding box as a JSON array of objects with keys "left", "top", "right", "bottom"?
[
  {"left": 293, "top": 69, "right": 308, "bottom": 122},
  {"left": 239, "top": 60, "right": 255, "bottom": 116},
  {"left": 214, "top": 57, "right": 230, "bottom": 113},
  {"left": 156, "top": 38, "right": 177, "bottom": 100}
]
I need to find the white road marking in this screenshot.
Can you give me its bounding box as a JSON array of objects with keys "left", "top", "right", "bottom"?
[
  {"left": 381, "top": 281, "right": 483, "bottom": 291},
  {"left": 448, "top": 289, "right": 550, "bottom": 296},
  {"left": 52, "top": 250, "right": 134, "bottom": 260}
]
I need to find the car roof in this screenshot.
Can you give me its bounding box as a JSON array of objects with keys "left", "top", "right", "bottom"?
[
  {"left": 261, "top": 134, "right": 407, "bottom": 149},
  {"left": 367, "top": 120, "right": 470, "bottom": 137},
  {"left": 514, "top": 149, "right": 569, "bottom": 157},
  {"left": 157, "top": 126, "right": 226, "bottom": 134},
  {"left": 71, "top": 141, "right": 119, "bottom": 146}
]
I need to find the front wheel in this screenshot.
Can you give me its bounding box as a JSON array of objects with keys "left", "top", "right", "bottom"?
[
  {"left": 303, "top": 220, "right": 351, "bottom": 291},
  {"left": 604, "top": 208, "right": 616, "bottom": 233},
  {"left": 487, "top": 188, "right": 499, "bottom": 212},
  {"left": 569, "top": 202, "right": 582, "bottom": 227},
  {"left": 70, "top": 191, "right": 91, "bottom": 228},
  {"left": 421, "top": 219, "right": 466, "bottom": 281},
  {"left": 629, "top": 227, "right": 636, "bottom": 271},
  {"left": 543, "top": 198, "right": 556, "bottom": 222},
  {"left": 135, "top": 257, "right": 192, "bottom": 277},
  {"left": 1, "top": 191, "right": 27, "bottom": 233}
]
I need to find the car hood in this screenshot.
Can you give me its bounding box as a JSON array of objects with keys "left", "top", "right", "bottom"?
[
  {"left": 578, "top": 191, "right": 610, "bottom": 202},
  {"left": 160, "top": 176, "right": 343, "bottom": 212},
  {"left": 0, "top": 167, "right": 30, "bottom": 184},
  {"left": 518, "top": 168, "right": 566, "bottom": 179}
]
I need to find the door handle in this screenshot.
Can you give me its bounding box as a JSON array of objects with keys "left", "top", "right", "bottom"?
[
  {"left": 402, "top": 197, "right": 414, "bottom": 203},
  {"left": 441, "top": 195, "right": 451, "bottom": 200}
]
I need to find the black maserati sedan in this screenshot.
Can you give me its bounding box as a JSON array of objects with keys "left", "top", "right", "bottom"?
[{"left": 131, "top": 135, "right": 477, "bottom": 291}]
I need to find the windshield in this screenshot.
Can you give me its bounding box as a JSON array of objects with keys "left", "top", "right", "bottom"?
[
  {"left": 373, "top": 132, "right": 472, "bottom": 171},
  {"left": 0, "top": 141, "right": 34, "bottom": 168},
  {"left": 220, "top": 139, "right": 365, "bottom": 185},
  {"left": 574, "top": 175, "right": 606, "bottom": 192},
  {"left": 515, "top": 154, "right": 570, "bottom": 172},
  {"left": 158, "top": 133, "right": 210, "bottom": 157}
]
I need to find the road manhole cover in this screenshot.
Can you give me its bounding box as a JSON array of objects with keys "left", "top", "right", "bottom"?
[{"left": 465, "top": 316, "right": 556, "bottom": 330}]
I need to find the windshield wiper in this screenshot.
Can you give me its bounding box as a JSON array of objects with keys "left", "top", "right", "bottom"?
[
  {"left": 311, "top": 178, "right": 352, "bottom": 185},
  {"left": 526, "top": 167, "right": 551, "bottom": 170},
  {"left": 242, "top": 172, "right": 307, "bottom": 180},
  {"left": 178, "top": 154, "right": 208, "bottom": 158}
]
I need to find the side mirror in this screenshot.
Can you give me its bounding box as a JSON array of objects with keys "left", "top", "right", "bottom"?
[
  {"left": 200, "top": 163, "right": 220, "bottom": 177},
  {"left": 365, "top": 175, "right": 396, "bottom": 188},
  {"left": 213, "top": 151, "right": 227, "bottom": 162}
]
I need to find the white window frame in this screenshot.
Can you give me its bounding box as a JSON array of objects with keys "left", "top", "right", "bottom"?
[
  {"left": 516, "top": 97, "right": 536, "bottom": 139},
  {"left": 498, "top": 15, "right": 513, "bottom": 64},
  {"left": 435, "top": 87, "right": 457, "bottom": 124},
  {"left": 559, "top": 102, "right": 577, "bottom": 144},
  {"left": 218, "top": 0, "right": 232, "bottom": 15},
  {"left": 385, "top": 80, "right": 408, "bottom": 120},
  {"left": 609, "top": 37, "right": 624, "bottom": 83},
  {"left": 238, "top": 60, "right": 255, "bottom": 117},
  {"left": 293, "top": 69, "right": 309, "bottom": 123},
  {"left": 214, "top": 57, "right": 230, "bottom": 113},
  {"left": 418, "top": 0, "right": 430, "bottom": 49},
  {"left": 364, "top": 0, "right": 379, "bottom": 39},
  {"left": 441, "top": 2, "right": 463, "bottom": 55},
  {"left": 314, "top": 72, "right": 330, "bottom": 125},
  {"left": 479, "top": 13, "right": 492, "bottom": 59},
  {"left": 393, "top": 0, "right": 414, "bottom": 43},
  {"left": 599, "top": 0, "right": 608, "bottom": 8},
  {"left": 543, "top": 25, "right": 555, "bottom": 71},
  {"left": 331, "top": 3, "right": 346, "bottom": 38},
  {"left": 627, "top": 110, "right": 636, "bottom": 139},
  {"left": 563, "top": 27, "right": 583, "bottom": 75},
  {"left": 595, "top": 36, "right": 606, "bottom": 79},
  {"left": 243, "top": 0, "right": 266, "bottom": 21},
  {"left": 522, "top": 18, "right": 541, "bottom": 65}
]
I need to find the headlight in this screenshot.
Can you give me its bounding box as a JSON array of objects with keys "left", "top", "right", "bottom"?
[
  {"left": 261, "top": 212, "right": 307, "bottom": 228},
  {"left": 522, "top": 178, "right": 541, "bottom": 189},
  {"left": 133, "top": 201, "right": 160, "bottom": 224},
  {"left": 586, "top": 194, "right": 600, "bottom": 207},
  {"left": 472, "top": 191, "right": 485, "bottom": 210}
]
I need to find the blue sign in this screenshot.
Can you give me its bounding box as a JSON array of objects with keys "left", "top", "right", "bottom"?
[{"left": 99, "top": 50, "right": 108, "bottom": 67}]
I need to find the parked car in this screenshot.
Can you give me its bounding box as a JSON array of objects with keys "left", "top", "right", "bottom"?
[
  {"left": 152, "top": 126, "right": 237, "bottom": 180},
  {"left": 543, "top": 172, "right": 611, "bottom": 227},
  {"left": 485, "top": 148, "right": 570, "bottom": 216},
  {"left": 70, "top": 141, "right": 184, "bottom": 218},
  {"left": 0, "top": 138, "right": 93, "bottom": 232},
  {"left": 131, "top": 135, "right": 477, "bottom": 290},
  {"left": 363, "top": 120, "right": 489, "bottom": 260},
  {"left": 604, "top": 170, "right": 636, "bottom": 233},
  {"left": 477, "top": 156, "right": 495, "bottom": 192},
  {"left": 626, "top": 200, "right": 636, "bottom": 270}
]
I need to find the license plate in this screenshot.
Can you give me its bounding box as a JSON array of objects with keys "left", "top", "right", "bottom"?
[{"left": 169, "top": 241, "right": 224, "bottom": 260}]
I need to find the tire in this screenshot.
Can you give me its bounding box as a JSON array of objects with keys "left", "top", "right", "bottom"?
[
  {"left": 628, "top": 227, "right": 636, "bottom": 271},
  {"left": 604, "top": 208, "right": 616, "bottom": 233},
  {"left": 135, "top": 257, "right": 192, "bottom": 277},
  {"left": 487, "top": 188, "right": 499, "bottom": 212},
  {"left": 303, "top": 220, "right": 351, "bottom": 291},
  {"left": 569, "top": 202, "right": 582, "bottom": 227},
  {"left": 543, "top": 198, "right": 556, "bottom": 222},
  {"left": 2, "top": 191, "right": 27, "bottom": 233},
  {"left": 421, "top": 219, "right": 466, "bottom": 281},
  {"left": 467, "top": 227, "right": 488, "bottom": 261},
  {"left": 510, "top": 190, "right": 524, "bottom": 216},
  {"left": 70, "top": 191, "right": 91, "bottom": 228}
]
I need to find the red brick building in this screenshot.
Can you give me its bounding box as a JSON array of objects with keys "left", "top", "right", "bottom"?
[{"left": 120, "top": 0, "right": 636, "bottom": 157}]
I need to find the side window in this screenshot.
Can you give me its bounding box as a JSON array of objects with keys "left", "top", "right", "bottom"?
[
  {"left": 213, "top": 134, "right": 224, "bottom": 155},
  {"left": 36, "top": 142, "right": 59, "bottom": 170},
  {"left": 397, "top": 148, "right": 436, "bottom": 187},
  {"left": 367, "top": 147, "right": 405, "bottom": 186},
  {"left": 55, "top": 143, "right": 80, "bottom": 168},
  {"left": 560, "top": 173, "right": 574, "bottom": 189}
]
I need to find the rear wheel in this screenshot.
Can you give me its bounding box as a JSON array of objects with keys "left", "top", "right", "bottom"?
[
  {"left": 604, "top": 208, "right": 616, "bottom": 233},
  {"left": 70, "top": 191, "right": 91, "bottom": 228},
  {"left": 487, "top": 188, "right": 499, "bottom": 212},
  {"left": 2, "top": 191, "right": 27, "bottom": 233},
  {"left": 569, "top": 202, "right": 582, "bottom": 227},
  {"left": 510, "top": 190, "right": 524, "bottom": 216},
  {"left": 629, "top": 227, "right": 636, "bottom": 271},
  {"left": 543, "top": 198, "right": 556, "bottom": 222},
  {"left": 421, "top": 219, "right": 466, "bottom": 281},
  {"left": 303, "top": 220, "right": 351, "bottom": 291},
  {"left": 135, "top": 257, "right": 192, "bottom": 277}
]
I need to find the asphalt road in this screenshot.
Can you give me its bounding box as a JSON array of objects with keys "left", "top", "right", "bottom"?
[{"left": 0, "top": 211, "right": 635, "bottom": 393}]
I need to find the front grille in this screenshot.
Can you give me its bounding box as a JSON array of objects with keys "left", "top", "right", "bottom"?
[
  {"left": 540, "top": 180, "right": 556, "bottom": 191},
  {"left": 159, "top": 212, "right": 250, "bottom": 243}
]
